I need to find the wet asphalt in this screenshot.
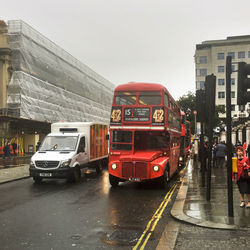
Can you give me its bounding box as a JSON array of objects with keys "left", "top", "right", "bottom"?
[{"left": 0, "top": 163, "right": 180, "bottom": 250}]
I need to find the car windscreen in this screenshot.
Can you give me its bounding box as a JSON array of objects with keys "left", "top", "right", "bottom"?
[{"left": 39, "top": 136, "right": 79, "bottom": 151}]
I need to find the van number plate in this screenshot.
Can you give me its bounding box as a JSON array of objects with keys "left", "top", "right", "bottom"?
[{"left": 40, "top": 173, "right": 52, "bottom": 177}]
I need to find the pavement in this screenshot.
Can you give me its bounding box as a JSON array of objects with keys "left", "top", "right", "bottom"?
[
  {"left": 171, "top": 159, "right": 250, "bottom": 230},
  {"left": 0, "top": 155, "right": 30, "bottom": 184}
]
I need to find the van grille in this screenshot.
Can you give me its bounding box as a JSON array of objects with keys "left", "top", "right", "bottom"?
[
  {"left": 35, "top": 161, "right": 60, "bottom": 169},
  {"left": 122, "top": 161, "right": 147, "bottom": 178}
]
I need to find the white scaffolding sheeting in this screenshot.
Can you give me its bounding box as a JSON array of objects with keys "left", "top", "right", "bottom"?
[{"left": 6, "top": 20, "right": 114, "bottom": 123}]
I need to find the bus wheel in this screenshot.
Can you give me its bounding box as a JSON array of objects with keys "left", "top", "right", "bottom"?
[
  {"left": 160, "top": 168, "right": 170, "bottom": 188},
  {"left": 33, "top": 177, "right": 42, "bottom": 184},
  {"left": 109, "top": 174, "right": 119, "bottom": 187}
]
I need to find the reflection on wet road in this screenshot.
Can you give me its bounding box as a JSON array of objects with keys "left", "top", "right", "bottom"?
[{"left": 0, "top": 167, "right": 180, "bottom": 250}]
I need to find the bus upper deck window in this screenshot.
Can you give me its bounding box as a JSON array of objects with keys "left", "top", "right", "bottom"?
[
  {"left": 115, "top": 92, "right": 136, "bottom": 105},
  {"left": 138, "top": 91, "right": 161, "bottom": 105}
]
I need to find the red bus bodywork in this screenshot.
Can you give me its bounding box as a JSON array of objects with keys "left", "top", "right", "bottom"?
[
  {"left": 180, "top": 112, "right": 191, "bottom": 166},
  {"left": 108, "top": 82, "right": 181, "bottom": 186}
]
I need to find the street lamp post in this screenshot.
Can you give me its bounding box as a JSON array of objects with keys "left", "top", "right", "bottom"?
[{"left": 194, "top": 110, "right": 197, "bottom": 134}]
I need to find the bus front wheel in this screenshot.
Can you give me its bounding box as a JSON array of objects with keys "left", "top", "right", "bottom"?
[
  {"left": 160, "top": 168, "right": 170, "bottom": 188},
  {"left": 109, "top": 174, "right": 119, "bottom": 187}
]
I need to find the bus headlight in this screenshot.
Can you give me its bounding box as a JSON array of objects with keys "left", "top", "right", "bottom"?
[
  {"left": 111, "top": 163, "right": 117, "bottom": 170},
  {"left": 179, "top": 156, "right": 183, "bottom": 161},
  {"left": 153, "top": 165, "right": 159, "bottom": 172}
]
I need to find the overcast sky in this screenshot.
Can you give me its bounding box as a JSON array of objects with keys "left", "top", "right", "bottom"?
[{"left": 2, "top": 0, "right": 250, "bottom": 99}]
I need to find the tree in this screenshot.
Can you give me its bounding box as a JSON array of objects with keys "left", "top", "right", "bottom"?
[
  {"left": 177, "top": 91, "right": 225, "bottom": 135},
  {"left": 177, "top": 92, "right": 196, "bottom": 134}
]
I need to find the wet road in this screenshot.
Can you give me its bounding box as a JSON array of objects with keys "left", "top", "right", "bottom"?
[{"left": 0, "top": 167, "right": 180, "bottom": 250}]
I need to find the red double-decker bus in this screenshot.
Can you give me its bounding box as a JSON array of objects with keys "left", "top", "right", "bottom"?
[
  {"left": 180, "top": 112, "right": 191, "bottom": 166},
  {"left": 108, "top": 82, "right": 181, "bottom": 187}
]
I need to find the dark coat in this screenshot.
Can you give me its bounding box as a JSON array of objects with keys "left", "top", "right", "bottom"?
[{"left": 215, "top": 143, "right": 227, "bottom": 158}]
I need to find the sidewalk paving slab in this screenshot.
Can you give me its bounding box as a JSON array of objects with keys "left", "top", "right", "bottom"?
[{"left": 171, "top": 159, "right": 250, "bottom": 230}]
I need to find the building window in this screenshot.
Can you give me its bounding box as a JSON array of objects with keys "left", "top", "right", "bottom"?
[
  {"left": 200, "top": 69, "right": 207, "bottom": 76},
  {"left": 218, "top": 105, "right": 225, "bottom": 112},
  {"left": 218, "top": 79, "right": 225, "bottom": 85},
  {"left": 231, "top": 78, "right": 235, "bottom": 85},
  {"left": 218, "top": 66, "right": 224, "bottom": 72},
  {"left": 238, "top": 51, "right": 245, "bottom": 59},
  {"left": 200, "top": 81, "right": 205, "bottom": 89},
  {"left": 248, "top": 51, "right": 250, "bottom": 58},
  {"left": 231, "top": 91, "right": 235, "bottom": 98},
  {"left": 228, "top": 52, "right": 235, "bottom": 59},
  {"left": 199, "top": 56, "right": 207, "bottom": 64},
  {"left": 232, "top": 65, "right": 235, "bottom": 71},
  {"left": 231, "top": 105, "right": 235, "bottom": 111},
  {"left": 218, "top": 92, "right": 225, "bottom": 98},
  {"left": 217, "top": 53, "right": 224, "bottom": 60}
]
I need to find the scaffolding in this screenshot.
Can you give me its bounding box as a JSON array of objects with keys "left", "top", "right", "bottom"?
[{"left": 6, "top": 20, "right": 114, "bottom": 123}]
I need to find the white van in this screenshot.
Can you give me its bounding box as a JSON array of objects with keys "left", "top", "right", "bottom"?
[{"left": 29, "top": 122, "right": 108, "bottom": 183}]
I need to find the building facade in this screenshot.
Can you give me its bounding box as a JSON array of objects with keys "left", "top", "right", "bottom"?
[
  {"left": 0, "top": 20, "right": 114, "bottom": 155},
  {"left": 195, "top": 35, "right": 250, "bottom": 145}
]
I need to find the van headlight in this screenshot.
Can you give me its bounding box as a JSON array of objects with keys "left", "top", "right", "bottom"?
[
  {"left": 153, "top": 165, "right": 159, "bottom": 172},
  {"left": 179, "top": 156, "right": 183, "bottom": 161},
  {"left": 61, "top": 159, "right": 72, "bottom": 167},
  {"left": 30, "top": 160, "right": 35, "bottom": 167},
  {"left": 111, "top": 163, "right": 117, "bottom": 170}
]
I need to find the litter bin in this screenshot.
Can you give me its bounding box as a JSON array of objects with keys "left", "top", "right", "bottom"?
[{"left": 232, "top": 157, "right": 237, "bottom": 173}]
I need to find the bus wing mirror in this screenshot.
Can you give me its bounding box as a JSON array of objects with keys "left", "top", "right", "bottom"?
[{"left": 106, "top": 135, "right": 109, "bottom": 140}]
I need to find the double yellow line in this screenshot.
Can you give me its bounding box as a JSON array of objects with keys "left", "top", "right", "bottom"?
[{"left": 133, "top": 183, "right": 178, "bottom": 250}]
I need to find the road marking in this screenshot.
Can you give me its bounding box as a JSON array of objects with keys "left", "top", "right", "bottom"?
[{"left": 133, "top": 183, "right": 178, "bottom": 250}]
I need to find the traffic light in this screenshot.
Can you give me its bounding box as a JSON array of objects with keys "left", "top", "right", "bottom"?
[
  {"left": 196, "top": 89, "right": 206, "bottom": 122},
  {"left": 237, "top": 62, "right": 250, "bottom": 105},
  {"left": 205, "top": 74, "right": 216, "bottom": 116}
]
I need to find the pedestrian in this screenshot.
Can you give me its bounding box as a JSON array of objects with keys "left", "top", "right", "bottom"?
[
  {"left": 198, "top": 142, "right": 208, "bottom": 171},
  {"left": 235, "top": 140, "right": 242, "bottom": 148},
  {"left": 212, "top": 140, "right": 218, "bottom": 167},
  {"left": 235, "top": 146, "right": 250, "bottom": 208},
  {"left": 12, "top": 140, "right": 17, "bottom": 156},
  {"left": 247, "top": 143, "right": 250, "bottom": 158},
  {"left": 36, "top": 141, "right": 41, "bottom": 152},
  {"left": 243, "top": 141, "right": 247, "bottom": 155},
  {"left": 215, "top": 141, "right": 227, "bottom": 168},
  {"left": 3, "top": 139, "right": 11, "bottom": 159}
]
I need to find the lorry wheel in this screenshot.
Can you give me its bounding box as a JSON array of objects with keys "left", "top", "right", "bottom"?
[
  {"left": 69, "top": 167, "right": 81, "bottom": 183},
  {"left": 160, "top": 168, "right": 170, "bottom": 188},
  {"left": 96, "top": 161, "right": 103, "bottom": 174},
  {"left": 109, "top": 174, "right": 119, "bottom": 187},
  {"left": 33, "top": 177, "right": 42, "bottom": 184}
]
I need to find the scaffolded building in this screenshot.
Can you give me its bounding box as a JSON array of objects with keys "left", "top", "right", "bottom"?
[{"left": 0, "top": 20, "right": 114, "bottom": 154}]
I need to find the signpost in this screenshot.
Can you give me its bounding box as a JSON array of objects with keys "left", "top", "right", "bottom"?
[{"left": 226, "top": 56, "right": 234, "bottom": 217}]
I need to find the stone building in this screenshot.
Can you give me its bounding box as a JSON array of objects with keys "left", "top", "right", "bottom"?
[{"left": 195, "top": 35, "right": 250, "bottom": 144}]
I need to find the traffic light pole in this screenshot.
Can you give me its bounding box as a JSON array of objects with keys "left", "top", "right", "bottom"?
[
  {"left": 226, "top": 56, "right": 234, "bottom": 217},
  {"left": 205, "top": 74, "right": 216, "bottom": 201}
]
